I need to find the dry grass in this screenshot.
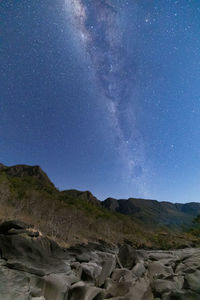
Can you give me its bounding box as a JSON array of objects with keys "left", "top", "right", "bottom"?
[{"left": 0, "top": 172, "right": 199, "bottom": 249}]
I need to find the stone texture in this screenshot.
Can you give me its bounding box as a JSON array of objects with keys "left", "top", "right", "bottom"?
[
  {"left": 69, "top": 281, "right": 105, "bottom": 300},
  {"left": 132, "top": 261, "right": 146, "bottom": 277},
  {"left": 97, "top": 254, "right": 116, "bottom": 286},
  {"left": 81, "top": 262, "right": 102, "bottom": 282},
  {"left": 0, "top": 222, "right": 200, "bottom": 300},
  {"left": 148, "top": 261, "right": 173, "bottom": 279},
  {"left": 118, "top": 244, "right": 137, "bottom": 269},
  {"left": 185, "top": 270, "right": 200, "bottom": 293}
]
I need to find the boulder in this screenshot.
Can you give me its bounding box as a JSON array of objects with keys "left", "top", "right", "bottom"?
[
  {"left": 185, "top": 270, "right": 200, "bottom": 293},
  {"left": 111, "top": 268, "right": 135, "bottom": 283},
  {"left": 103, "top": 269, "right": 137, "bottom": 299},
  {"left": 71, "top": 261, "right": 82, "bottom": 278},
  {"left": 42, "top": 273, "right": 78, "bottom": 300},
  {"left": 69, "top": 281, "right": 105, "bottom": 300},
  {"left": 0, "top": 220, "right": 30, "bottom": 234},
  {"left": 176, "top": 252, "right": 200, "bottom": 274},
  {"left": 81, "top": 262, "right": 102, "bottom": 282},
  {"left": 162, "top": 290, "right": 200, "bottom": 300},
  {"left": 97, "top": 254, "right": 116, "bottom": 286},
  {"left": 76, "top": 253, "right": 91, "bottom": 263},
  {"left": 104, "top": 280, "right": 132, "bottom": 298},
  {"left": 128, "top": 278, "right": 150, "bottom": 300},
  {"left": 148, "top": 261, "right": 173, "bottom": 279},
  {"left": 0, "top": 264, "right": 33, "bottom": 300},
  {"left": 30, "top": 286, "right": 43, "bottom": 297},
  {"left": 0, "top": 227, "right": 69, "bottom": 275},
  {"left": 151, "top": 279, "right": 180, "bottom": 294},
  {"left": 118, "top": 244, "right": 137, "bottom": 269},
  {"left": 132, "top": 261, "right": 146, "bottom": 277}
]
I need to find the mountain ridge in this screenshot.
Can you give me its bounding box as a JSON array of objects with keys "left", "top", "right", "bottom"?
[
  {"left": 101, "top": 197, "right": 200, "bottom": 228},
  {"left": 1, "top": 163, "right": 200, "bottom": 228},
  {"left": 0, "top": 162, "right": 199, "bottom": 248}
]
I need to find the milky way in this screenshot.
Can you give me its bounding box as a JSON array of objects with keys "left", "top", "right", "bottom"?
[
  {"left": 2, "top": 0, "right": 200, "bottom": 201},
  {"left": 66, "top": 0, "right": 147, "bottom": 193}
]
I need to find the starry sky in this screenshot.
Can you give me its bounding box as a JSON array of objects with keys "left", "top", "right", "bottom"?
[{"left": 1, "top": 0, "right": 200, "bottom": 203}]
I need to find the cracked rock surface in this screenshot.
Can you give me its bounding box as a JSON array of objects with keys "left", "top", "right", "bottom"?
[{"left": 0, "top": 221, "right": 200, "bottom": 300}]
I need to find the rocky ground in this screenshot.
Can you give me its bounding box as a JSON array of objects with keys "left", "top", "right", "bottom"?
[{"left": 0, "top": 221, "right": 200, "bottom": 300}]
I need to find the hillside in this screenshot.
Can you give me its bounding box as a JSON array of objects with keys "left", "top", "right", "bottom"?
[
  {"left": 102, "top": 198, "right": 200, "bottom": 228},
  {"left": 0, "top": 163, "right": 199, "bottom": 249}
]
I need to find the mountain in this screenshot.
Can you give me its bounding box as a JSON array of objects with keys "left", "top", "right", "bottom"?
[
  {"left": 61, "top": 189, "right": 100, "bottom": 206},
  {"left": 1, "top": 163, "right": 199, "bottom": 229},
  {"left": 102, "top": 198, "right": 200, "bottom": 228},
  {"left": 0, "top": 163, "right": 199, "bottom": 249},
  {"left": 0, "top": 163, "right": 55, "bottom": 188}
]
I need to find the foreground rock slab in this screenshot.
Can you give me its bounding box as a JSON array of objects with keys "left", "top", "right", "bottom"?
[{"left": 0, "top": 221, "right": 200, "bottom": 300}]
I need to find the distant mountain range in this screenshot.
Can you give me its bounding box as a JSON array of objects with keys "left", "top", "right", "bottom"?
[
  {"left": 63, "top": 190, "right": 200, "bottom": 228},
  {"left": 0, "top": 163, "right": 199, "bottom": 248},
  {"left": 102, "top": 197, "right": 200, "bottom": 228}
]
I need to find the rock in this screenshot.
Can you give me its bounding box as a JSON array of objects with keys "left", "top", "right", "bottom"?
[
  {"left": 42, "top": 273, "right": 77, "bottom": 300},
  {"left": 97, "top": 254, "right": 116, "bottom": 286},
  {"left": 104, "top": 277, "right": 151, "bottom": 300},
  {"left": 76, "top": 253, "right": 90, "bottom": 263},
  {"left": 142, "top": 287, "right": 154, "bottom": 300},
  {"left": 30, "top": 286, "right": 42, "bottom": 297},
  {"left": 185, "top": 270, "right": 200, "bottom": 293},
  {"left": 104, "top": 280, "right": 131, "bottom": 298},
  {"left": 71, "top": 261, "right": 82, "bottom": 278},
  {"left": 0, "top": 220, "right": 29, "bottom": 234},
  {"left": 0, "top": 228, "right": 69, "bottom": 275},
  {"left": 103, "top": 269, "right": 137, "bottom": 299},
  {"left": 1, "top": 220, "right": 200, "bottom": 300},
  {"left": 0, "top": 264, "right": 32, "bottom": 300},
  {"left": 176, "top": 251, "right": 200, "bottom": 275},
  {"left": 132, "top": 261, "right": 146, "bottom": 277},
  {"left": 148, "top": 251, "right": 174, "bottom": 261},
  {"left": 128, "top": 278, "right": 150, "bottom": 300},
  {"left": 148, "top": 261, "right": 173, "bottom": 279},
  {"left": 162, "top": 290, "right": 200, "bottom": 300},
  {"left": 118, "top": 244, "right": 137, "bottom": 269},
  {"left": 81, "top": 262, "right": 102, "bottom": 282},
  {"left": 152, "top": 279, "right": 180, "bottom": 294},
  {"left": 111, "top": 268, "right": 135, "bottom": 283},
  {"left": 6, "top": 259, "right": 46, "bottom": 276},
  {"left": 67, "top": 244, "right": 103, "bottom": 263},
  {"left": 28, "top": 230, "right": 40, "bottom": 238},
  {"left": 69, "top": 281, "right": 105, "bottom": 300}
]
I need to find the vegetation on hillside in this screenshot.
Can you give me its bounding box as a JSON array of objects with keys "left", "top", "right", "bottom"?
[
  {"left": 0, "top": 166, "right": 199, "bottom": 249},
  {"left": 188, "top": 214, "right": 200, "bottom": 237}
]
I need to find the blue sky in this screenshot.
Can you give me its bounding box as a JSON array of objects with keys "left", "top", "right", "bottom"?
[{"left": 1, "top": 0, "right": 200, "bottom": 203}]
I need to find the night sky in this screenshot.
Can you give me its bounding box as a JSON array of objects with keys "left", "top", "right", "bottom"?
[{"left": 1, "top": 0, "right": 200, "bottom": 203}]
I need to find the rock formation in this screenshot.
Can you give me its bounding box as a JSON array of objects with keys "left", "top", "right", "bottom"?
[{"left": 0, "top": 221, "right": 200, "bottom": 300}]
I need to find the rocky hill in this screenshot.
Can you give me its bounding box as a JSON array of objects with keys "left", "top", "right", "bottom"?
[
  {"left": 0, "top": 163, "right": 55, "bottom": 188},
  {"left": 0, "top": 163, "right": 199, "bottom": 249}
]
